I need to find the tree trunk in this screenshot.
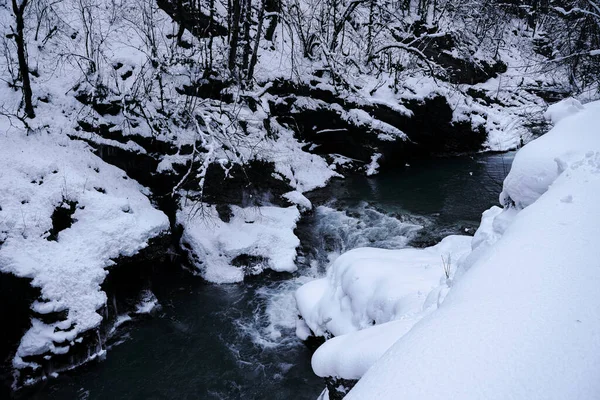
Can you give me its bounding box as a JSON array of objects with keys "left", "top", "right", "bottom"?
[
  {"left": 228, "top": 0, "right": 242, "bottom": 74},
  {"left": 264, "top": 0, "right": 279, "bottom": 41},
  {"left": 12, "top": 0, "right": 35, "bottom": 119},
  {"left": 207, "top": 0, "right": 215, "bottom": 71},
  {"left": 366, "top": 0, "right": 375, "bottom": 59},
  {"left": 247, "top": 0, "right": 266, "bottom": 82},
  {"left": 241, "top": 0, "right": 253, "bottom": 73}
]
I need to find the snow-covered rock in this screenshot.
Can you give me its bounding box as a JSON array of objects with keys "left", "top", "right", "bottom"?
[
  {"left": 345, "top": 100, "right": 600, "bottom": 399},
  {"left": 543, "top": 97, "right": 585, "bottom": 124},
  {"left": 282, "top": 191, "right": 313, "bottom": 211},
  {"left": 295, "top": 235, "right": 472, "bottom": 379},
  {"left": 179, "top": 204, "right": 301, "bottom": 283},
  {"left": 0, "top": 131, "right": 169, "bottom": 385}
]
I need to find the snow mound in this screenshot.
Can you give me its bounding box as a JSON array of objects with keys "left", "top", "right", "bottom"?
[
  {"left": 346, "top": 101, "right": 600, "bottom": 399},
  {"left": 179, "top": 204, "right": 301, "bottom": 283},
  {"left": 296, "top": 235, "right": 472, "bottom": 338},
  {"left": 501, "top": 100, "right": 600, "bottom": 209},
  {"left": 0, "top": 132, "right": 169, "bottom": 370},
  {"left": 295, "top": 236, "right": 471, "bottom": 379},
  {"left": 311, "top": 318, "right": 419, "bottom": 380},
  {"left": 544, "top": 97, "right": 584, "bottom": 124}
]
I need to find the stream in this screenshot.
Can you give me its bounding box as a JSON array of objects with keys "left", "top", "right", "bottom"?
[{"left": 33, "top": 152, "right": 514, "bottom": 400}]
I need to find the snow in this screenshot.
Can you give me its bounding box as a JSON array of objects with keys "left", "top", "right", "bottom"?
[
  {"left": 365, "top": 153, "right": 381, "bottom": 176},
  {"left": 501, "top": 99, "right": 600, "bottom": 209},
  {"left": 269, "top": 134, "right": 340, "bottom": 193},
  {"left": 295, "top": 236, "right": 472, "bottom": 379},
  {"left": 241, "top": 97, "right": 341, "bottom": 193},
  {"left": 0, "top": 131, "right": 169, "bottom": 368},
  {"left": 282, "top": 191, "right": 313, "bottom": 211},
  {"left": 344, "top": 100, "right": 600, "bottom": 399},
  {"left": 544, "top": 97, "right": 585, "bottom": 124},
  {"left": 343, "top": 109, "right": 407, "bottom": 141},
  {"left": 0, "top": 0, "right": 588, "bottom": 390},
  {"left": 179, "top": 204, "right": 301, "bottom": 283},
  {"left": 311, "top": 318, "right": 419, "bottom": 380}
]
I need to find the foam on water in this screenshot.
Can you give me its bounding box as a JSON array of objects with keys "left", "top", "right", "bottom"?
[
  {"left": 307, "top": 203, "right": 425, "bottom": 254},
  {"left": 244, "top": 203, "right": 428, "bottom": 353}
]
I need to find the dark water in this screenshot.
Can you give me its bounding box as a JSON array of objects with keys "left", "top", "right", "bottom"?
[
  {"left": 307, "top": 152, "right": 515, "bottom": 246},
  {"left": 32, "top": 275, "right": 321, "bottom": 400},
  {"left": 32, "top": 152, "right": 513, "bottom": 400}
]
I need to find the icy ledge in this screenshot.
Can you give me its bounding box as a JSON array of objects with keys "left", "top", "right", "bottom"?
[
  {"left": 337, "top": 98, "right": 600, "bottom": 399},
  {"left": 0, "top": 132, "right": 169, "bottom": 387}
]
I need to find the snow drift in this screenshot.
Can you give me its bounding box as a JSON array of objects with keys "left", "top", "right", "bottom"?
[
  {"left": 342, "top": 99, "right": 600, "bottom": 399},
  {"left": 295, "top": 235, "right": 472, "bottom": 379}
]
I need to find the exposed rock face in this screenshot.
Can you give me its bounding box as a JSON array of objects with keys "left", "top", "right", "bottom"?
[
  {"left": 325, "top": 377, "right": 358, "bottom": 400},
  {"left": 0, "top": 273, "right": 40, "bottom": 395},
  {"left": 204, "top": 161, "right": 294, "bottom": 207},
  {"left": 411, "top": 26, "right": 508, "bottom": 85},
  {"left": 156, "top": 0, "right": 227, "bottom": 38},
  {"left": 268, "top": 80, "right": 487, "bottom": 170},
  {"left": 101, "top": 234, "right": 173, "bottom": 324}
]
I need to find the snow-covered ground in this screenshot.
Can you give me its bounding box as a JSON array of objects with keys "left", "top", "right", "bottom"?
[
  {"left": 0, "top": 131, "right": 169, "bottom": 384},
  {"left": 297, "top": 98, "right": 600, "bottom": 399}
]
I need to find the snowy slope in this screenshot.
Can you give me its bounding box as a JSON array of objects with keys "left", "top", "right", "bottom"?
[
  {"left": 0, "top": 132, "right": 169, "bottom": 382},
  {"left": 345, "top": 99, "right": 600, "bottom": 399}
]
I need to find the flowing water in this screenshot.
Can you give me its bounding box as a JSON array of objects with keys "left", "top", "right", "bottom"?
[{"left": 33, "top": 152, "right": 514, "bottom": 400}]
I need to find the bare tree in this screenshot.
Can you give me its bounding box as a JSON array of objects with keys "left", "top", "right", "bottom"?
[
  {"left": 228, "top": 0, "right": 242, "bottom": 74},
  {"left": 11, "top": 0, "right": 35, "bottom": 118},
  {"left": 247, "top": 0, "right": 266, "bottom": 82}
]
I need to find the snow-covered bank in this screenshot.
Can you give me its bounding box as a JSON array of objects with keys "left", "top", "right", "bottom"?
[
  {"left": 304, "top": 98, "right": 600, "bottom": 399},
  {"left": 295, "top": 235, "right": 472, "bottom": 379},
  {"left": 0, "top": 132, "right": 169, "bottom": 386}
]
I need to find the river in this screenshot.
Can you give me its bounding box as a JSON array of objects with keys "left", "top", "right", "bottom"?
[{"left": 33, "top": 152, "right": 514, "bottom": 400}]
